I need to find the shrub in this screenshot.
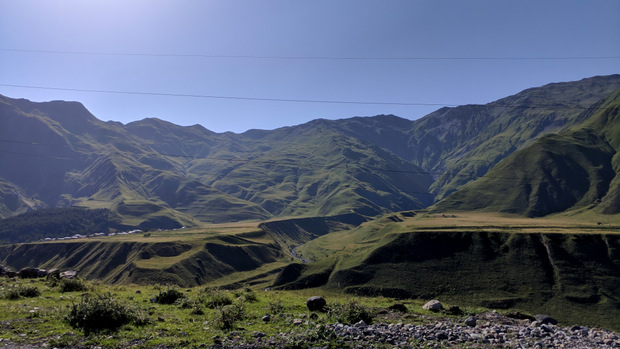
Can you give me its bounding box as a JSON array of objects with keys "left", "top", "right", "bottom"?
[
  {"left": 213, "top": 302, "right": 245, "bottom": 330},
  {"left": 233, "top": 287, "right": 258, "bottom": 302},
  {"left": 154, "top": 285, "right": 185, "bottom": 305},
  {"left": 328, "top": 300, "right": 374, "bottom": 324},
  {"left": 59, "top": 278, "right": 89, "bottom": 293},
  {"left": 3, "top": 285, "right": 41, "bottom": 299},
  {"left": 67, "top": 293, "right": 148, "bottom": 334},
  {"left": 203, "top": 288, "right": 232, "bottom": 309},
  {"left": 18, "top": 285, "right": 41, "bottom": 298},
  {"left": 267, "top": 299, "right": 285, "bottom": 314}
]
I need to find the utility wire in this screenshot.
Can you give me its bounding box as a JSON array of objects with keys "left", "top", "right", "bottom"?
[
  {"left": 2, "top": 48, "right": 619, "bottom": 61},
  {"left": 0, "top": 83, "right": 457, "bottom": 107},
  {"left": 0, "top": 83, "right": 610, "bottom": 110}
]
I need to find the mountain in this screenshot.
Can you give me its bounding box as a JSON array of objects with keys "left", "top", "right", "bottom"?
[
  {"left": 435, "top": 88, "right": 620, "bottom": 216},
  {"left": 1, "top": 75, "right": 620, "bottom": 230}
]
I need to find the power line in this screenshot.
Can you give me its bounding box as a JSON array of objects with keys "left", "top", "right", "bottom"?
[
  {"left": 0, "top": 83, "right": 609, "bottom": 110},
  {"left": 0, "top": 83, "right": 460, "bottom": 107},
  {"left": 2, "top": 48, "right": 619, "bottom": 61}
]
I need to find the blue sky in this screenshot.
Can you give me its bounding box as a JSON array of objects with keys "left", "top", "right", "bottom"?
[{"left": 1, "top": 1, "right": 619, "bottom": 133}]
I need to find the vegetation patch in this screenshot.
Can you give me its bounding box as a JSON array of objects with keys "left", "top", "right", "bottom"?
[{"left": 67, "top": 293, "right": 149, "bottom": 334}]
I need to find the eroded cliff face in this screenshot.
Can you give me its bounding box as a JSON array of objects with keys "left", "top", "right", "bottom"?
[
  {"left": 0, "top": 237, "right": 283, "bottom": 287},
  {"left": 276, "top": 231, "right": 620, "bottom": 329}
]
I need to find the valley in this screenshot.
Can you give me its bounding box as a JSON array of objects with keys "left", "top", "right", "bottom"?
[{"left": 1, "top": 75, "right": 620, "bottom": 346}]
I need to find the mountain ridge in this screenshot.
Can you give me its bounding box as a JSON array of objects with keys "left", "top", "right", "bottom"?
[{"left": 1, "top": 75, "right": 620, "bottom": 228}]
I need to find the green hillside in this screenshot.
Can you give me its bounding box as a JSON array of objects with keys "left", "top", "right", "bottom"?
[
  {"left": 280, "top": 212, "right": 620, "bottom": 329},
  {"left": 435, "top": 89, "right": 620, "bottom": 216},
  {"left": 1, "top": 75, "right": 620, "bottom": 238}
]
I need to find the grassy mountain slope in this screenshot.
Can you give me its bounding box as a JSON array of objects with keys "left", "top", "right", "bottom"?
[
  {"left": 282, "top": 212, "right": 620, "bottom": 329},
  {"left": 0, "top": 227, "right": 285, "bottom": 287},
  {"left": 414, "top": 75, "right": 620, "bottom": 200},
  {"left": 2, "top": 75, "right": 620, "bottom": 230},
  {"left": 435, "top": 89, "right": 620, "bottom": 216}
]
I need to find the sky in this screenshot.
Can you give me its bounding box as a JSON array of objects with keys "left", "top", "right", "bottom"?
[{"left": 1, "top": 1, "right": 619, "bottom": 133}]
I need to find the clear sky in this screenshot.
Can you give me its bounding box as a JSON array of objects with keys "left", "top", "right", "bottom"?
[{"left": 1, "top": 1, "right": 619, "bottom": 133}]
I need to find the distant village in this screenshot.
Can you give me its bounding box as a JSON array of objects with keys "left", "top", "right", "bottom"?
[{"left": 41, "top": 229, "right": 144, "bottom": 242}]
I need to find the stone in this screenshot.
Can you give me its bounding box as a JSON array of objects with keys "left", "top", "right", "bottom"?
[
  {"left": 464, "top": 316, "right": 477, "bottom": 327},
  {"left": 422, "top": 300, "right": 443, "bottom": 312},
  {"left": 18, "top": 267, "right": 40, "bottom": 279},
  {"left": 354, "top": 320, "right": 367, "bottom": 328},
  {"left": 446, "top": 305, "right": 463, "bottom": 315},
  {"left": 535, "top": 315, "right": 558, "bottom": 325},
  {"left": 262, "top": 315, "right": 271, "bottom": 322},
  {"left": 306, "top": 296, "right": 327, "bottom": 311},
  {"left": 46, "top": 269, "right": 60, "bottom": 280},
  {"left": 59, "top": 270, "right": 78, "bottom": 279},
  {"left": 388, "top": 303, "right": 408, "bottom": 313}
]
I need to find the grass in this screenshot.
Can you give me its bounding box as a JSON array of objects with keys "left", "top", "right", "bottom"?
[{"left": 0, "top": 278, "right": 490, "bottom": 348}]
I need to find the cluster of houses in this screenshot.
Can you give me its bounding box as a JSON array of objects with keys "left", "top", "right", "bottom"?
[
  {"left": 0, "top": 264, "right": 77, "bottom": 279},
  {"left": 41, "top": 229, "right": 144, "bottom": 242}
]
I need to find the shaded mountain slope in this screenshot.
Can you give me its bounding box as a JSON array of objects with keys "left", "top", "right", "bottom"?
[
  {"left": 1, "top": 75, "right": 620, "bottom": 228},
  {"left": 435, "top": 89, "right": 620, "bottom": 216},
  {"left": 275, "top": 214, "right": 620, "bottom": 330}
]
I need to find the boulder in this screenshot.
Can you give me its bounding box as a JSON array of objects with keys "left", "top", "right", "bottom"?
[
  {"left": 60, "top": 270, "right": 78, "bottom": 279},
  {"left": 306, "top": 296, "right": 327, "bottom": 311},
  {"left": 387, "top": 303, "right": 408, "bottom": 313},
  {"left": 422, "top": 300, "right": 444, "bottom": 312},
  {"left": 464, "top": 316, "right": 477, "bottom": 327},
  {"left": 46, "top": 269, "right": 60, "bottom": 280},
  {"left": 18, "top": 267, "right": 40, "bottom": 279},
  {"left": 535, "top": 314, "right": 558, "bottom": 325}
]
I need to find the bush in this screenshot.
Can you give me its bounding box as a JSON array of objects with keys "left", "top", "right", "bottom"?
[
  {"left": 203, "top": 288, "right": 232, "bottom": 309},
  {"left": 267, "top": 299, "right": 285, "bottom": 314},
  {"left": 67, "top": 293, "right": 148, "bottom": 334},
  {"left": 59, "top": 278, "right": 89, "bottom": 293},
  {"left": 154, "top": 285, "right": 185, "bottom": 305},
  {"left": 233, "top": 287, "right": 258, "bottom": 302},
  {"left": 328, "top": 300, "right": 374, "bottom": 324},
  {"left": 213, "top": 302, "right": 245, "bottom": 330},
  {"left": 18, "top": 285, "right": 41, "bottom": 298},
  {"left": 3, "top": 285, "right": 41, "bottom": 299}
]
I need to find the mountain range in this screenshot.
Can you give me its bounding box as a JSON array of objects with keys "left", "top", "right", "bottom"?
[{"left": 1, "top": 74, "right": 620, "bottom": 228}]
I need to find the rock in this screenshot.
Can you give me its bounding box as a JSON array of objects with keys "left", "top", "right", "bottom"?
[
  {"left": 293, "top": 318, "right": 303, "bottom": 326},
  {"left": 36, "top": 269, "right": 48, "bottom": 277},
  {"left": 388, "top": 303, "right": 408, "bottom": 313},
  {"left": 262, "top": 315, "right": 271, "bottom": 322},
  {"left": 464, "top": 316, "right": 477, "bottom": 327},
  {"left": 306, "top": 296, "right": 327, "bottom": 312},
  {"left": 60, "top": 270, "right": 78, "bottom": 279},
  {"left": 18, "top": 267, "right": 40, "bottom": 279},
  {"left": 446, "top": 305, "right": 463, "bottom": 315},
  {"left": 46, "top": 269, "right": 60, "bottom": 280},
  {"left": 422, "top": 300, "right": 443, "bottom": 312},
  {"left": 535, "top": 315, "right": 558, "bottom": 325},
  {"left": 135, "top": 290, "right": 142, "bottom": 294}
]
